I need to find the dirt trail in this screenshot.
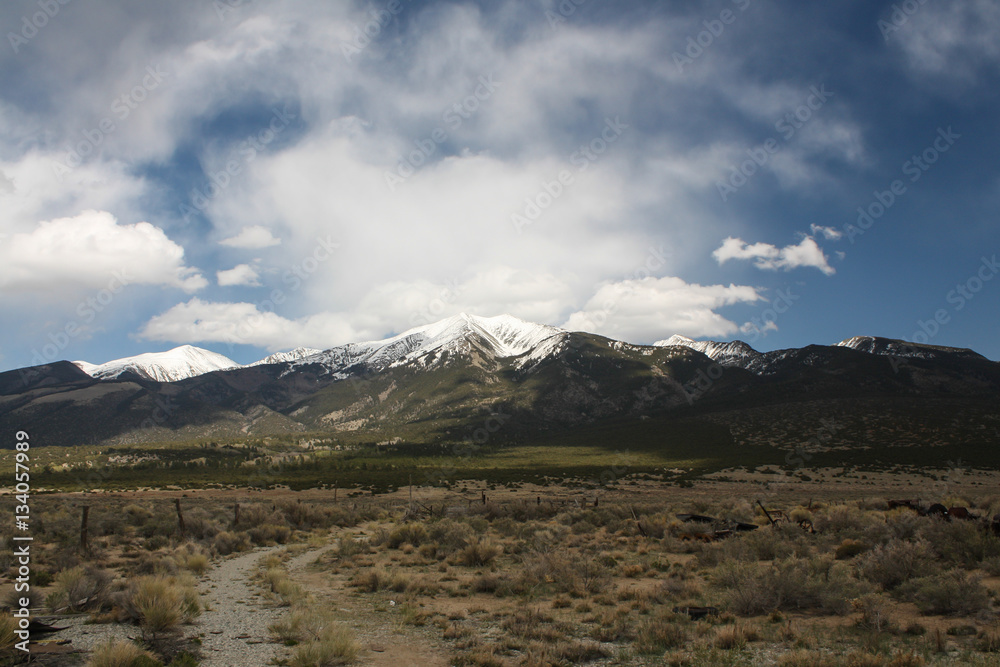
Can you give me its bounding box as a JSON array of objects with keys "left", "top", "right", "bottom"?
[
  {"left": 197, "top": 545, "right": 286, "bottom": 666},
  {"left": 198, "top": 541, "right": 450, "bottom": 667}
]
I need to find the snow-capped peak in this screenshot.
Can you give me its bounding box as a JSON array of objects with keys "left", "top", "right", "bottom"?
[
  {"left": 653, "top": 335, "right": 764, "bottom": 371},
  {"left": 74, "top": 345, "right": 240, "bottom": 382},
  {"left": 655, "top": 334, "right": 696, "bottom": 348},
  {"left": 286, "top": 313, "right": 566, "bottom": 377},
  {"left": 835, "top": 335, "right": 985, "bottom": 361},
  {"left": 249, "top": 347, "right": 322, "bottom": 367}
]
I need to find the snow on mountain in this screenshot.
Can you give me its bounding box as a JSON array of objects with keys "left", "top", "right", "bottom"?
[
  {"left": 249, "top": 347, "right": 322, "bottom": 367},
  {"left": 286, "top": 313, "right": 566, "bottom": 377},
  {"left": 654, "top": 335, "right": 764, "bottom": 371},
  {"left": 74, "top": 345, "right": 240, "bottom": 382},
  {"left": 835, "top": 336, "right": 986, "bottom": 361}
]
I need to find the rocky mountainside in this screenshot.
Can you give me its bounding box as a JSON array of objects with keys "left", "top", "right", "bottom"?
[{"left": 3, "top": 315, "right": 998, "bottom": 453}]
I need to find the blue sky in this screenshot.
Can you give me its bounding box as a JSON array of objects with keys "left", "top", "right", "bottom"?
[{"left": 1, "top": 0, "right": 998, "bottom": 371}]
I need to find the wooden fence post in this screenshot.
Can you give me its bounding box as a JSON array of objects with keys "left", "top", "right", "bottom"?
[
  {"left": 80, "top": 506, "right": 89, "bottom": 552},
  {"left": 175, "top": 498, "right": 186, "bottom": 534}
]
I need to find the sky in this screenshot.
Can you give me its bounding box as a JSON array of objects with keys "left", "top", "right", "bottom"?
[{"left": 1, "top": 0, "right": 998, "bottom": 372}]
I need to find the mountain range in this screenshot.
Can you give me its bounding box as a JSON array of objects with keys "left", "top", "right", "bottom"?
[{"left": 3, "top": 314, "right": 999, "bottom": 464}]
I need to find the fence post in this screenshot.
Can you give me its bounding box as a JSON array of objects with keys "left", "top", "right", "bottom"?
[
  {"left": 80, "top": 506, "right": 89, "bottom": 552},
  {"left": 175, "top": 498, "right": 186, "bottom": 534}
]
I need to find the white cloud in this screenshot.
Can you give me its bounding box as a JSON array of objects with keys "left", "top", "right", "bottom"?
[
  {"left": 890, "top": 0, "right": 1000, "bottom": 84},
  {"left": 713, "top": 235, "right": 836, "bottom": 276},
  {"left": 217, "top": 263, "right": 261, "bottom": 287},
  {"left": 809, "top": 224, "right": 843, "bottom": 241},
  {"left": 0, "top": 210, "right": 206, "bottom": 293},
  {"left": 219, "top": 225, "right": 281, "bottom": 249},
  {"left": 137, "top": 298, "right": 360, "bottom": 351},
  {"left": 562, "top": 276, "right": 763, "bottom": 342}
]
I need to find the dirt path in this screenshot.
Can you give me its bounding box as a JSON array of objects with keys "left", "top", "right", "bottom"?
[
  {"left": 197, "top": 545, "right": 286, "bottom": 666},
  {"left": 196, "top": 538, "right": 451, "bottom": 667}
]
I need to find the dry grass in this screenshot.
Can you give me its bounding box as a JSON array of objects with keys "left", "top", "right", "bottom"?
[{"left": 85, "top": 638, "right": 160, "bottom": 667}]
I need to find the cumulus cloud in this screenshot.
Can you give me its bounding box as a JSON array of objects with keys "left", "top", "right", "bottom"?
[
  {"left": 562, "top": 276, "right": 763, "bottom": 342},
  {"left": 0, "top": 210, "right": 206, "bottom": 292},
  {"left": 713, "top": 236, "right": 836, "bottom": 276},
  {"left": 219, "top": 225, "right": 282, "bottom": 249},
  {"left": 137, "top": 298, "right": 360, "bottom": 351},
  {"left": 217, "top": 263, "right": 261, "bottom": 287}
]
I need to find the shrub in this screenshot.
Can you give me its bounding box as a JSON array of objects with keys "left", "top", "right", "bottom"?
[
  {"left": 349, "top": 568, "right": 408, "bottom": 593},
  {"left": 635, "top": 613, "right": 688, "bottom": 653},
  {"left": 919, "top": 520, "right": 1000, "bottom": 567},
  {"left": 248, "top": 523, "right": 292, "bottom": 545},
  {"left": 385, "top": 522, "right": 428, "bottom": 549},
  {"left": 898, "top": 571, "right": 991, "bottom": 616},
  {"left": 85, "top": 639, "right": 161, "bottom": 667},
  {"left": 214, "top": 530, "right": 250, "bottom": 555},
  {"left": 852, "top": 593, "right": 894, "bottom": 633},
  {"left": 427, "top": 520, "right": 473, "bottom": 556},
  {"left": 48, "top": 566, "right": 112, "bottom": 612},
  {"left": 454, "top": 539, "right": 501, "bottom": 567},
  {"left": 717, "top": 557, "right": 858, "bottom": 616},
  {"left": 0, "top": 614, "right": 16, "bottom": 653},
  {"left": 123, "top": 575, "right": 199, "bottom": 640},
  {"left": 835, "top": 539, "right": 868, "bottom": 560},
  {"left": 289, "top": 628, "right": 359, "bottom": 666},
  {"left": 714, "top": 623, "right": 760, "bottom": 649},
  {"left": 185, "top": 554, "right": 209, "bottom": 575},
  {"left": 855, "top": 540, "right": 936, "bottom": 590}
]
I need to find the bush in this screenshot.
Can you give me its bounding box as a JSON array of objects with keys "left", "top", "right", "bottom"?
[
  {"left": 855, "top": 540, "right": 936, "bottom": 590},
  {"left": 349, "top": 568, "right": 408, "bottom": 593},
  {"left": 835, "top": 539, "right": 868, "bottom": 560},
  {"left": 288, "top": 623, "right": 359, "bottom": 666},
  {"left": 717, "top": 557, "right": 858, "bottom": 616},
  {"left": 852, "top": 593, "right": 894, "bottom": 632},
  {"left": 123, "top": 575, "right": 200, "bottom": 640},
  {"left": 919, "top": 520, "right": 1000, "bottom": 567},
  {"left": 454, "top": 539, "right": 501, "bottom": 567},
  {"left": 185, "top": 554, "right": 209, "bottom": 575},
  {"left": 635, "top": 613, "right": 688, "bottom": 653},
  {"left": 898, "top": 571, "right": 991, "bottom": 616},
  {"left": 714, "top": 623, "right": 760, "bottom": 649},
  {"left": 0, "top": 614, "right": 17, "bottom": 654},
  {"left": 85, "top": 639, "right": 161, "bottom": 667},
  {"left": 214, "top": 530, "right": 250, "bottom": 555},
  {"left": 48, "top": 566, "right": 112, "bottom": 612},
  {"left": 385, "top": 523, "right": 428, "bottom": 549}
]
